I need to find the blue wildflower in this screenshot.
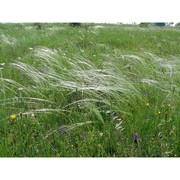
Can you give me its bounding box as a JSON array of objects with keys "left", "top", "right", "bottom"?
[{"left": 60, "top": 125, "right": 67, "bottom": 134}]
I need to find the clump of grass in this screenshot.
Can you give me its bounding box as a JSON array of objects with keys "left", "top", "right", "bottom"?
[
  {"left": 0, "top": 24, "right": 179, "bottom": 157},
  {"left": 3, "top": 46, "right": 178, "bottom": 127},
  {"left": 8, "top": 47, "right": 143, "bottom": 114}
]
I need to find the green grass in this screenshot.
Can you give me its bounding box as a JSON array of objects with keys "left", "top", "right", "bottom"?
[{"left": 0, "top": 23, "right": 180, "bottom": 157}]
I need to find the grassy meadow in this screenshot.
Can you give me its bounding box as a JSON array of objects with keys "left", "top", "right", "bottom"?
[{"left": 0, "top": 23, "right": 179, "bottom": 157}]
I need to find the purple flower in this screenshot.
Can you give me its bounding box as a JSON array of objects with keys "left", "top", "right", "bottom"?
[
  {"left": 134, "top": 133, "right": 139, "bottom": 140},
  {"left": 134, "top": 133, "right": 139, "bottom": 146},
  {"left": 60, "top": 125, "right": 67, "bottom": 134},
  {"left": 72, "top": 94, "right": 76, "bottom": 100},
  {"left": 144, "top": 92, "right": 148, "bottom": 96}
]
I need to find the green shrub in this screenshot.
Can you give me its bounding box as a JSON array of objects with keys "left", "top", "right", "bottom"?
[
  {"left": 69, "top": 22, "right": 81, "bottom": 27},
  {"left": 139, "top": 23, "right": 150, "bottom": 27}
]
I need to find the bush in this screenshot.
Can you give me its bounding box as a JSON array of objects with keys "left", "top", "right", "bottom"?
[
  {"left": 69, "top": 23, "right": 81, "bottom": 27},
  {"left": 139, "top": 23, "right": 150, "bottom": 28},
  {"left": 154, "top": 23, "right": 166, "bottom": 27},
  {"left": 32, "top": 23, "right": 46, "bottom": 29}
]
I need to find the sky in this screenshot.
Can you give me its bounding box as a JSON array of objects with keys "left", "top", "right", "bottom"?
[{"left": 0, "top": 0, "right": 179, "bottom": 23}]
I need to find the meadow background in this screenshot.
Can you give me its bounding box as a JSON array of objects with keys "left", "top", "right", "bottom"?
[{"left": 0, "top": 23, "right": 179, "bottom": 157}]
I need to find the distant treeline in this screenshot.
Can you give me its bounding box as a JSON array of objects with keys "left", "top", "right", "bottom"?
[{"left": 139, "top": 22, "right": 180, "bottom": 27}]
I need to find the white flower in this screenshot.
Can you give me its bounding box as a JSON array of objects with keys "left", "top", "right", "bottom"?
[{"left": 100, "top": 133, "right": 103, "bottom": 137}]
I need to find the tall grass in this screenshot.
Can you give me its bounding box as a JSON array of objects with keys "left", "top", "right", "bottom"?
[
  {"left": 0, "top": 23, "right": 179, "bottom": 157},
  {"left": 4, "top": 47, "right": 180, "bottom": 131}
]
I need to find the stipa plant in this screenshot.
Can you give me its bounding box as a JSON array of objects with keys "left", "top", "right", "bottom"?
[
  {"left": 0, "top": 47, "right": 133, "bottom": 132},
  {"left": 9, "top": 46, "right": 143, "bottom": 107},
  {"left": 2, "top": 46, "right": 180, "bottom": 138},
  {"left": 0, "top": 34, "right": 17, "bottom": 46}
]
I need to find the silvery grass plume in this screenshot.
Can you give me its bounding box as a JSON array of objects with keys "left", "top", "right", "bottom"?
[
  {"left": 0, "top": 34, "right": 17, "bottom": 46},
  {"left": 119, "top": 52, "right": 180, "bottom": 95},
  {"left": 4, "top": 46, "right": 179, "bottom": 129},
  {"left": 10, "top": 47, "right": 142, "bottom": 108}
]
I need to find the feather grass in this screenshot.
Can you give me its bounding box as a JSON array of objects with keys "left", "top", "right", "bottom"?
[{"left": 1, "top": 46, "right": 178, "bottom": 136}]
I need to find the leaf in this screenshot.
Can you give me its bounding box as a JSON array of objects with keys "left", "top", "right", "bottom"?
[{"left": 91, "top": 108, "right": 104, "bottom": 123}]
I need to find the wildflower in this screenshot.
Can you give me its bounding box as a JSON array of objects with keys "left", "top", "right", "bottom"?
[
  {"left": 157, "top": 111, "right": 161, "bottom": 115},
  {"left": 31, "top": 113, "right": 35, "bottom": 118},
  {"left": 134, "top": 133, "right": 139, "bottom": 145},
  {"left": 167, "top": 104, "right": 171, "bottom": 107},
  {"left": 10, "top": 114, "right": 16, "bottom": 121},
  {"left": 145, "top": 102, "right": 150, "bottom": 107},
  {"left": 59, "top": 125, "right": 67, "bottom": 134},
  {"left": 99, "top": 132, "right": 103, "bottom": 137}
]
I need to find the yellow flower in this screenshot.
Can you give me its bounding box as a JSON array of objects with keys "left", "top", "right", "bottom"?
[
  {"left": 10, "top": 114, "right": 16, "bottom": 121},
  {"left": 157, "top": 111, "right": 161, "bottom": 115},
  {"left": 145, "top": 102, "right": 150, "bottom": 107}
]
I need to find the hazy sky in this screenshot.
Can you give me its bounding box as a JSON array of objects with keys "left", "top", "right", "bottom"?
[{"left": 0, "top": 0, "right": 179, "bottom": 23}]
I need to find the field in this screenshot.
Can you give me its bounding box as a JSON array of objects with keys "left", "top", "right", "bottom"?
[{"left": 0, "top": 23, "right": 179, "bottom": 157}]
